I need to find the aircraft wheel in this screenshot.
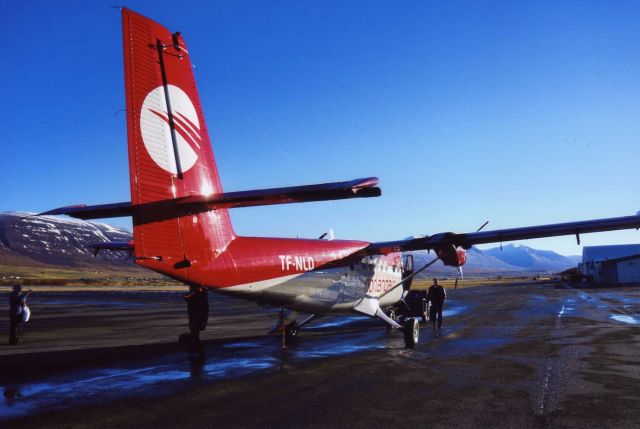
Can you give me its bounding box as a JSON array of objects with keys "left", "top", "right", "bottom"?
[
  {"left": 285, "top": 320, "right": 298, "bottom": 340},
  {"left": 403, "top": 318, "right": 419, "bottom": 348}
]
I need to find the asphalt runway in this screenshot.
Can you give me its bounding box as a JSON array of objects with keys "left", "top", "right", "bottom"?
[{"left": 1, "top": 281, "right": 640, "bottom": 428}]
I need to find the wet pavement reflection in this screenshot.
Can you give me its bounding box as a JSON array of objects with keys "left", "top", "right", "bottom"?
[
  {"left": 0, "top": 314, "right": 392, "bottom": 420},
  {"left": 609, "top": 314, "right": 639, "bottom": 325},
  {"left": 2, "top": 285, "right": 640, "bottom": 424}
]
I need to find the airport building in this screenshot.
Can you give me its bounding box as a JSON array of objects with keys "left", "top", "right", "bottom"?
[{"left": 579, "top": 244, "right": 640, "bottom": 284}]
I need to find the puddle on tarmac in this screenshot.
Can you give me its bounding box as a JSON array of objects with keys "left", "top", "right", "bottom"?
[
  {"left": 222, "top": 341, "right": 266, "bottom": 349},
  {"left": 36, "top": 299, "right": 147, "bottom": 308},
  {"left": 0, "top": 301, "right": 478, "bottom": 420},
  {"left": 557, "top": 299, "right": 576, "bottom": 318},
  {"left": 443, "top": 305, "right": 466, "bottom": 317},
  {"left": 599, "top": 292, "right": 640, "bottom": 307},
  {"left": 27, "top": 294, "right": 159, "bottom": 309},
  {"left": 0, "top": 316, "right": 388, "bottom": 421},
  {"left": 309, "top": 316, "right": 370, "bottom": 330},
  {"left": 292, "top": 332, "right": 386, "bottom": 359},
  {"left": 609, "top": 314, "right": 640, "bottom": 325}
]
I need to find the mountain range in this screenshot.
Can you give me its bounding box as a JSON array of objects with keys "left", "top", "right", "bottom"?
[
  {"left": 406, "top": 243, "right": 579, "bottom": 278},
  {"left": 0, "top": 212, "right": 141, "bottom": 277},
  {"left": 484, "top": 244, "right": 580, "bottom": 272},
  {"left": 0, "top": 212, "right": 580, "bottom": 279},
  {"left": 409, "top": 245, "right": 578, "bottom": 278}
]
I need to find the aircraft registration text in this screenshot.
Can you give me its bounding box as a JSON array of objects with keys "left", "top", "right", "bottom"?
[{"left": 278, "top": 255, "right": 315, "bottom": 271}]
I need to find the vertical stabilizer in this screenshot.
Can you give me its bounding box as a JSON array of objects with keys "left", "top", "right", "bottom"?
[{"left": 121, "top": 9, "right": 235, "bottom": 279}]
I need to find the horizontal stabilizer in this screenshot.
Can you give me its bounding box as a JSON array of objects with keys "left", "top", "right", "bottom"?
[
  {"left": 40, "top": 177, "right": 381, "bottom": 220},
  {"left": 40, "top": 202, "right": 133, "bottom": 220}
]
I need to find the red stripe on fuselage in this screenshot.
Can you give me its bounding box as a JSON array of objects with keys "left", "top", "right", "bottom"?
[{"left": 137, "top": 236, "right": 370, "bottom": 288}]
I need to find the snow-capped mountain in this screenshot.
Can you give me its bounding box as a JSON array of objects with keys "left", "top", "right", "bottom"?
[
  {"left": 0, "top": 212, "right": 134, "bottom": 269},
  {"left": 410, "top": 246, "right": 541, "bottom": 278},
  {"left": 483, "top": 244, "right": 578, "bottom": 272}
]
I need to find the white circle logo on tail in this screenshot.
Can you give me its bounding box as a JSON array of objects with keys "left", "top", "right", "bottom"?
[{"left": 140, "top": 85, "right": 201, "bottom": 174}]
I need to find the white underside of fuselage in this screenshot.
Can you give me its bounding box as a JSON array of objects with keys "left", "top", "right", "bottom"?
[{"left": 221, "top": 262, "right": 404, "bottom": 315}]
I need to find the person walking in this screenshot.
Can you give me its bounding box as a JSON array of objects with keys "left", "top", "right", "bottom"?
[
  {"left": 8, "top": 285, "right": 32, "bottom": 345},
  {"left": 427, "top": 278, "right": 446, "bottom": 329}
]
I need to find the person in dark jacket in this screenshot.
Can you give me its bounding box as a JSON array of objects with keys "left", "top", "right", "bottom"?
[
  {"left": 8, "top": 285, "right": 32, "bottom": 345},
  {"left": 427, "top": 278, "right": 446, "bottom": 329},
  {"left": 183, "top": 285, "right": 209, "bottom": 355}
]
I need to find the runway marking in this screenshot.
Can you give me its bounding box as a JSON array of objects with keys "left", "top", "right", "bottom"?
[
  {"left": 535, "top": 297, "right": 566, "bottom": 416},
  {"left": 536, "top": 361, "right": 555, "bottom": 416}
]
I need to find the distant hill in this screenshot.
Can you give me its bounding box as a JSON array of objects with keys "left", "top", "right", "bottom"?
[
  {"left": 411, "top": 246, "right": 537, "bottom": 278},
  {"left": 568, "top": 255, "right": 582, "bottom": 264},
  {"left": 0, "top": 212, "right": 141, "bottom": 276},
  {"left": 484, "top": 244, "right": 578, "bottom": 273}
]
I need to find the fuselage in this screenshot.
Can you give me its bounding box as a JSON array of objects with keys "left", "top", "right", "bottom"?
[
  {"left": 221, "top": 251, "right": 406, "bottom": 313},
  {"left": 137, "top": 236, "right": 405, "bottom": 314}
]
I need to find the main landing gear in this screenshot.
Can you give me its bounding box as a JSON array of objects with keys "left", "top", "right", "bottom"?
[
  {"left": 274, "top": 309, "right": 322, "bottom": 349},
  {"left": 274, "top": 303, "right": 419, "bottom": 349},
  {"left": 278, "top": 308, "right": 298, "bottom": 349}
]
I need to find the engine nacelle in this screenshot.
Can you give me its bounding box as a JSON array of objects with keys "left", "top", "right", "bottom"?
[{"left": 435, "top": 245, "right": 467, "bottom": 267}]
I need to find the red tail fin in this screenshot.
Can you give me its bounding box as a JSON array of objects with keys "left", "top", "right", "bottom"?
[{"left": 122, "top": 8, "right": 234, "bottom": 277}]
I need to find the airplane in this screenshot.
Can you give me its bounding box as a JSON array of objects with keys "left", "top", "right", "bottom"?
[{"left": 42, "top": 8, "right": 640, "bottom": 348}]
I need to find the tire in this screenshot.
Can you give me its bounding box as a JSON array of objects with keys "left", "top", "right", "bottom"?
[
  {"left": 285, "top": 320, "right": 298, "bottom": 340},
  {"left": 403, "top": 318, "right": 419, "bottom": 348}
]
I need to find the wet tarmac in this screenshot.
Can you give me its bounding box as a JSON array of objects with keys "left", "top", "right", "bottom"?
[{"left": 1, "top": 282, "right": 640, "bottom": 428}]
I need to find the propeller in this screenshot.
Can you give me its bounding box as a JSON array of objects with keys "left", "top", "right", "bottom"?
[
  {"left": 452, "top": 220, "right": 487, "bottom": 288},
  {"left": 318, "top": 228, "right": 335, "bottom": 240},
  {"left": 454, "top": 266, "right": 463, "bottom": 289},
  {"left": 476, "top": 220, "right": 489, "bottom": 232}
]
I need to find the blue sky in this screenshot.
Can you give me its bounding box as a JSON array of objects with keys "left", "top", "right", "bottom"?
[{"left": 2, "top": 0, "right": 639, "bottom": 256}]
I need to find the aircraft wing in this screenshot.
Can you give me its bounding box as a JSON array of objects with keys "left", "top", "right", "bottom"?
[
  {"left": 365, "top": 213, "right": 640, "bottom": 255},
  {"left": 40, "top": 177, "right": 381, "bottom": 220}
]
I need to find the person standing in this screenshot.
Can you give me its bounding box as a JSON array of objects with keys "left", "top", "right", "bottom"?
[
  {"left": 427, "top": 278, "right": 446, "bottom": 329},
  {"left": 183, "top": 285, "right": 209, "bottom": 356},
  {"left": 8, "top": 285, "right": 32, "bottom": 345}
]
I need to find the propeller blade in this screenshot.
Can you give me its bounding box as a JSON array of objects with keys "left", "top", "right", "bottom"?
[{"left": 476, "top": 221, "right": 489, "bottom": 232}]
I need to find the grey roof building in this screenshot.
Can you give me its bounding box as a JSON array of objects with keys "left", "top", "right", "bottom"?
[{"left": 579, "top": 244, "right": 640, "bottom": 284}]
